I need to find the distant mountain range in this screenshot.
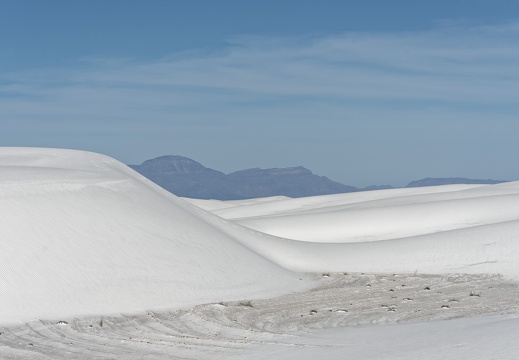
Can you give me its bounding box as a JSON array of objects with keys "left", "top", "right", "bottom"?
[
  {"left": 129, "top": 156, "right": 509, "bottom": 200},
  {"left": 129, "top": 156, "right": 357, "bottom": 200},
  {"left": 406, "top": 177, "right": 507, "bottom": 187}
]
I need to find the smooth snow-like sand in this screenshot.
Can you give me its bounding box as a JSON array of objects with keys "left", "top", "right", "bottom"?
[
  {"left": 0, "top": 148, "right": 308, "bottom": 325},
  {"left": 1, "top": 273, "right": 517, "bottom": 359},
  {"left": 187, "top": 181, "right": 519, "bottom": 278},
  {"left": 1, "top": 148, "right": 518, "bottom": 359}
]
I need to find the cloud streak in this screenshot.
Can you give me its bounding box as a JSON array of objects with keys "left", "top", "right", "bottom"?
[
  {"left": 2, "top": 22, "right": 519, "bottom": 185},
  {"left": 4, "top": 22, "right": 519, "bottom": 116}
]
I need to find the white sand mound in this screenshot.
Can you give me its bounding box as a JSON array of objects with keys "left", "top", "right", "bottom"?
[
  {"left": 3, "top": 147, "right": 518, "bottom": 328},
  {"left": 1, "top": 148, "right": 518, "bottom": 360},
  {"left": 0, "top": 148, "right": 307, "bottom": 325},
  {"left": 189, "top": 184, "right": 519, "bottom": 279},
  {"left": 212, "top": 184, "right": 519, "bottom": 243}
]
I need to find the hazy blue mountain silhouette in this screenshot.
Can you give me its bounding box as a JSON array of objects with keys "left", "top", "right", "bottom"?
[
  {"left": 129, "top": 155, "right": 357, "bottom": 200},
  {"left": 360, "top": 185, "right": 394, "bottom": 191},
  {"left": 129, "top": 156, "right": 509, "bottom": 199},
  {"left": 406, "top": 177, "right": 508, "bottom": 188}
]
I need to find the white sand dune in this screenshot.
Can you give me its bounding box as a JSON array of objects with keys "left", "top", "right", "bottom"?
[
  {"left": 0, "top": 148, "right": 308, "bottom": 325},
  {"left": 189, "top": 182, "right": 519, "bottom": 278},
  {"left": 202, "top": 183, "right": 519, "bottom": 243},
  {"left": 1, "top": 147, "right": 518, "bottom": 359},
  {"left": 1, "top": 272, "right": 517, "bottom": 359}
]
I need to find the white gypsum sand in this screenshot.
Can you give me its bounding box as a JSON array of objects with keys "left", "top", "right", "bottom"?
[
  {"left": 187, "top": 182, "right": 519, "bottom": 278},
  {"left": 0, "top": 273, "right": 517, "bottom": 359},
  {"left": 0, "top": 148, "right": 310, "bottom": 325},
  {"left": 1, "top": 148, "right": 518, "bottom": 359}
]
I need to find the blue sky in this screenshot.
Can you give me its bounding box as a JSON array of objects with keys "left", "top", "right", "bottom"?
[{"left": 2, "top": 0, "right": 519, "bottom": 186}]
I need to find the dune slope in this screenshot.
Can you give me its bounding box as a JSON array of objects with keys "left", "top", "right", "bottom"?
[
  {"left": 188, "top": 183, "right": 519, "bottom": 278},
  {"left": 0, "top": 148, "right": 307, "bottom": 325}
]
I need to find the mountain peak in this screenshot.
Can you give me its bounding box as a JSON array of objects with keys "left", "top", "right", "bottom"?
[
  {"left": 131, "top": 155, "right": 219, "bottom": 175},
  {"left": 130, "top": 155, "right": 356, "bottom": 199}
]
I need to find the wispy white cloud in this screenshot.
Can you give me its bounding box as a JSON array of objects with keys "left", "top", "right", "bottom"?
[
  {"left": 4, "top": 22, "right": 519, "bottom": 116},
  {"left": 2, "top": 22, "right": 519, "bottom": 185}
]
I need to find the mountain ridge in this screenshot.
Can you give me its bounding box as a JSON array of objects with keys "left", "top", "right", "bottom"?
[
  {"left": 130, "top": 155, "right": 357, "bottom": 199},
  {"left": 129, "top": 155, "right": 509, "bottom": 199},
  {"left": 406, "top": 177, "right": 507, "bottom": 188}
]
